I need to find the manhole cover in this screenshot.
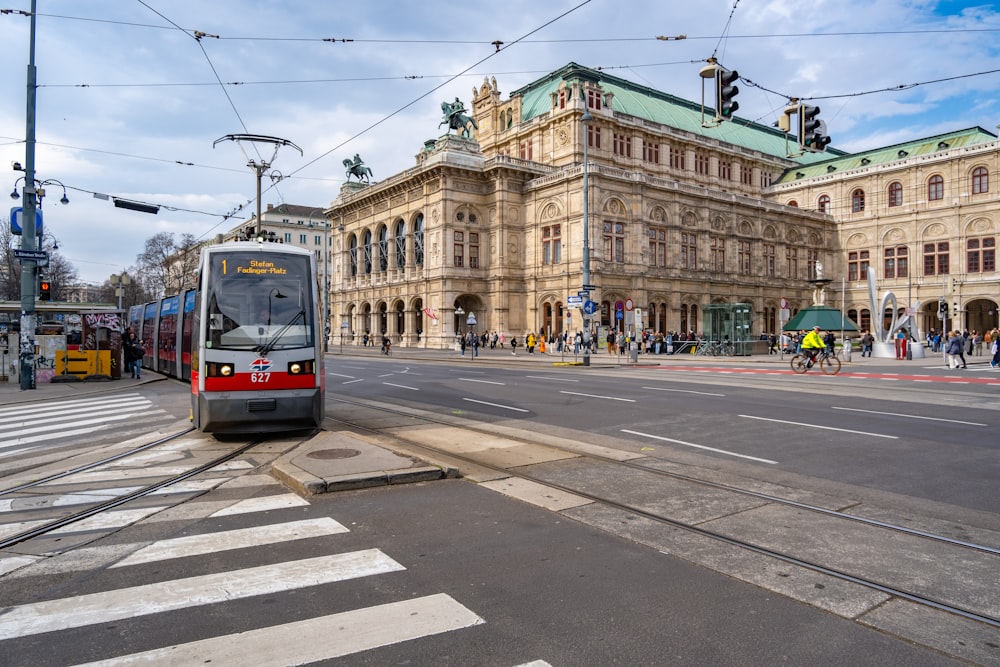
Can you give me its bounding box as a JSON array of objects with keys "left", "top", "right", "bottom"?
[{"left": 306, "top": 448, "right": 361, "bottom": 460}]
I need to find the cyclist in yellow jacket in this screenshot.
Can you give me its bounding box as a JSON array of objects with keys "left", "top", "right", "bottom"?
[{"left": 800, "top": 326, "right": 827, "bottom": 367}]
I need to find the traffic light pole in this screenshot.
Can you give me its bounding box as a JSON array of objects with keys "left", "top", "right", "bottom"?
[{"left": 18, "top": 0, "right": 39, "bottom": 390}]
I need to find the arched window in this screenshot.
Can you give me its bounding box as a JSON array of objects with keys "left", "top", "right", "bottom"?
[
  {"left": 787, "top": 200, "right": 798, "bottom": 207},
  {"left": 888, "top": 182, "right": 903, "bottom": 207},
  {"left": 928, "top": 174, "right": 944, "bottom": 201},
  {"left": 378, "top": 226, "right": 388, "bottom": 271},
  {"left": 349, "top": 235, "right": 358, "bottom": 277},
  {"left": 413, "top": 214, "right": 425, "bottom": 266},
  {"left": 394, "top": 219, "right": 406, "bottom": 268},
  {"left": 851, "top": 189, "right": 865, "bottom": 212},
  {"left": 363, "top": 230, "right": 373, "bottom": 274},
  {"left": 972, "top": 166, "right": 989, "bottom": 194},
  {"left": 818, "top": 194, "right": 830, "bottom": 213}
]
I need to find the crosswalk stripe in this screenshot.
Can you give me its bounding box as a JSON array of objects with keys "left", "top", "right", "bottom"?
[
  {"left": 0, "top": 399, "right": 152, "bottom": 426},
  {"left": 72, "top": 593, "right": 483, "bottom": 667},
  {"left": 110, "top": 517, "right": 350, "bottom": 567},
  {"left": 56, "top": 461, "right": 253, "bottom": 486},
  {"left": 210, "top": 493, "right": 310, "bottom": 516},
  {"left": 0, "top": 549, "right": 405, "bottom": 639},
  {"left": 0, "top": 505, "right": 169, "bottom": 540},
  {"left": 0, "top": 478, "right": 231, "bottom": 513},
  {"left": 0, "top": 394, "right": 148, "bottom": 417},
  {"left": 0, "top": 409, "right": 170, "bottom": 452}
]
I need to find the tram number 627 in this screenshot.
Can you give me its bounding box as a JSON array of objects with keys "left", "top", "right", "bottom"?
[{"left": 250, "top": 372, "right": 271, "bottom": 383}]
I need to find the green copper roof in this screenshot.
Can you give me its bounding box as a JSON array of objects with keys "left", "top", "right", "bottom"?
[
  {"left": 512, "top": 63, "right": 844, "bottom": 165},
  {"left": 774, "top": 126, "right": 997, "bottom": 184}
]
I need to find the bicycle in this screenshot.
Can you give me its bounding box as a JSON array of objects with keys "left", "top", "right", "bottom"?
[{"left": 790, "top": 347, "right": 841, "bottom": 375}]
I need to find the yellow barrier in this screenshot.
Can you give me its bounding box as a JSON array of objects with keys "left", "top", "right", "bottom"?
[{"left": 55, "top": 350, "right": 112, "bottom": 378}]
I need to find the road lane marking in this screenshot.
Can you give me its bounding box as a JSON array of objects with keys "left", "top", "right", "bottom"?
[
  {"left": 74, "top": 594, "right": 482, "bottom": 667},
  {"left": 460, "top": 378, "right": 505, "bottom": 385},
  {"left": 641, "top": 386, "right": 726, "bottom": 397},
  {"left": 526, "top": 375, "right": 579, "bottom": 382},
  {"left": 382, "top": 382, "right": 419, "bottom": 391},
  {"left": 560, "top": 391, "right": 635, "bottom": 402},
  {"left": 462, "top": 398, "right": 529, "bottom": 412},
  {"left": 739, "top": 414, "right": 898, "bottom": 439},
  {"left": 0, "top": 550, "right": 405, "bottom": 640},
  {"left": 621, "top": 429, "right": 778, "bottom": 464},
  {"left": 831, "top": 406, "right": 987, "bottom": 426}
]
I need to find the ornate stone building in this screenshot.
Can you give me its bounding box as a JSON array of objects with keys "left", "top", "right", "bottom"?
[
  {"left": 326, "top": 62, "right": 839, "bottom": 348},
  {"left": 770, "top": 127, "right": 999, "bottom": 337}
]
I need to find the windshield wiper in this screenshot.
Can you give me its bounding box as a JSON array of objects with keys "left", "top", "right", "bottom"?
[{"left": 257, "top": 310, "right": 306, "bottom": 355}]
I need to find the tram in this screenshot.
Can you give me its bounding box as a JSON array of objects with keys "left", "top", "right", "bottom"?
[{"left": 128, "top": 240, "right": 325, "bottom": 433}]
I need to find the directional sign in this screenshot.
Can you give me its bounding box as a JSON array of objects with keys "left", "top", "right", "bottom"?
[
  {"left": 583, "top": 300, "right": 597, "bottom": 315},
  {"left": 13, "top": 249, "right": 48, "bottom": 261},
  {"left": 567, "top": 295, "right": 583, "bottom": 306}
]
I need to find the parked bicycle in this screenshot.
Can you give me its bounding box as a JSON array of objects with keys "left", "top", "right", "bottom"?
[
  {"left": 695, "top": 339, "right": 735, "bottom": 356},
  {"left": 790, "top": 347, "right": 841, "bottom": 375}
]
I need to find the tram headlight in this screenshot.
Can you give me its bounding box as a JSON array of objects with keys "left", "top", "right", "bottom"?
[
  {"left": 288, "top": 360, "right": 314, "bottom": 375},
  {"left": 207, "top": 362, "right": 235, "bottom": 377}
]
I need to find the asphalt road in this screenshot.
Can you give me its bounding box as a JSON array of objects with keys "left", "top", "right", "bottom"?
[{"left": 329, "top": 355, "right": 999, "bottom": 515}]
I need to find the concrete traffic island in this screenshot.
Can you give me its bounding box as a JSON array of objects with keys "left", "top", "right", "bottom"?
[{"left": 271, "top": 429, "right": 459, "bottom": 495}]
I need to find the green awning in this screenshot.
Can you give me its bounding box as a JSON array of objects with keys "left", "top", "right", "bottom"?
[{"left": 783, "top": 306, "right": 859, "bottom": 332}]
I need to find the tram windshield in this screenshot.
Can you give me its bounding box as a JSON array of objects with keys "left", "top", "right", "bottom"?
[{"left": 204, "top": 251, "right": 315, "bottom": 351}]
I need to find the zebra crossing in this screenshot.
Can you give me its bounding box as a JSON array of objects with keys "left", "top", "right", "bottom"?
[
  {"left": 0, "top": 477, "right": 553, "bottom": 665},
  {"left": 0, "top": 393, "right": 177, "bottom": 460}
]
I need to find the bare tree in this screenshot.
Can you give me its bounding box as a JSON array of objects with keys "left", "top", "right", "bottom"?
[
  {"left": 44, "top": 251, "right": 79, "bottom": 301},
  {"left": 134, "top": 232, "right": 202, "bottom": 298},
  {"left": 0, "top": 220, "right": 19, "bottom": 301},
  {"left": 0, "top": 223, "right": 80, "bottom": 301}
]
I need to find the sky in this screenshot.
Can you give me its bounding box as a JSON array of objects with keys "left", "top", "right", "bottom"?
[{"left": 2, "top": 0, "right": 999, "bottom": 285}]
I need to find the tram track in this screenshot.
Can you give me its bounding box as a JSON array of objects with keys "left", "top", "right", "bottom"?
[
  {"left": 328, "top": 395, "right": 1000, "bottom": 632},
  {"left": 0, "top": 429, "right": 265, "bottom": 551}
]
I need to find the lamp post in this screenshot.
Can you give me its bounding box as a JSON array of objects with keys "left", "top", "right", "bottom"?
[
  {"left": 581, "top": 108, "right": 593, "bottom": 367},
  {"left": 455, "top": 306, "right": 465, "bottom": 355},
  {"left": 466, "top": 311, "right": 477, "bottom": 360},
  {"left": 110, "top": 272, "right": 131, "bottom": 310}
]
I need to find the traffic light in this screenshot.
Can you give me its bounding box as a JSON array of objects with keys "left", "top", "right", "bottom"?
[
  {"left": 716, "top": 67, "right": 740, "bottom": 120},
  {"left": 39, "top": 277, "right": 51, "bottom": 301},
  {"left": 938, "top": 299, "right": 947, "bottom": 316},
  {"left": 799, "top": 104, "right": 831, "bottom": 152}
]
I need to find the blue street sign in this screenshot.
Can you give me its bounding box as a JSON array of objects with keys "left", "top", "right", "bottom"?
[
  {"left": 10, "top": 207, "right": 43, "bottom": 235},
  {"left": 583, "top": 300, "right": 597, "bottom": 315},
  {"left": 567, "top": 296, "right": 583, "bottom": 306},
  {"left": 616, "top": 310, "right": 623, "bottom": 320}
]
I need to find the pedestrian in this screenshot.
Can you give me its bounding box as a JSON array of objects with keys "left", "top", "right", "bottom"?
[
  {"left": 945, "top": 331, "right": 963, "bottom": 369},
  {"left": 991, "top": 332, "right": 999, "bottom": 368},
  {"left": 607, "top": 330, "right": 616, "bottom": 355},
  {"left": 860, "top": 331, "right": 874, "bottom": 358},
  {"left": 460, "top": 334, "right": 467, "bottom": 356},
  {"left": 123, "top": 327, "right": 138, "bottom": 377},
  {"left": 526, "top": 332, "right": 536, "bottom": 354},
  {"left": 510, "top": 336, "right": 518, "bottom": 356},
  {"left": 133, "top": 339, "right": 145, "bottom": 379}
]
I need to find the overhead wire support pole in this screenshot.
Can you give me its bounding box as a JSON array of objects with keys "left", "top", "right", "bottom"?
[
  {"left": 18, "top": 0, "right": 38, "bottom": 390},
  {"left": 213, "top": 134, "right": 302, "bottom": 238}
]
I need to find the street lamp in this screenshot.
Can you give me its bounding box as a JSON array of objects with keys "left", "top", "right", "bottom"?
[
  {"left": 581, "top": 108, "right": 593, "bottom": 366},
  {"left": 110, "top": 271, "right": 131, "bottom": 310}
]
